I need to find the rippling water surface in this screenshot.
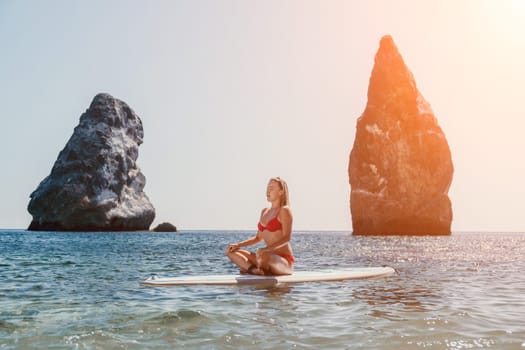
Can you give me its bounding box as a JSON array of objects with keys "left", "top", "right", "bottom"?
[{"left": 1, "top": 230, "right": 524, "bottom": 349}]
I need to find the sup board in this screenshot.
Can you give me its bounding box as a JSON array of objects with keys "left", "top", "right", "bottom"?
[{"left": 139, "top": 266, "right": 395, "bottom": 286}]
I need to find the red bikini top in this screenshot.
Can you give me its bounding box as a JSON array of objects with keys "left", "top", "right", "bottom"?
[{"left": 258, "top": 211, "right": 282, "bottom": 232}]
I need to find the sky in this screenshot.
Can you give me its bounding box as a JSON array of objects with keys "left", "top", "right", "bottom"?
[{"left": 1, "top": 0, "right": 525, "bottom": 232}]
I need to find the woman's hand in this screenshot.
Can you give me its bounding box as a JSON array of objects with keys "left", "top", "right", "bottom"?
[{"left": 227, "top": 243, "right": 240, "bottom": 252}]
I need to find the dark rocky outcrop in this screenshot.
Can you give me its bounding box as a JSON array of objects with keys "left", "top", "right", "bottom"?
[
  {"left": 152, "top": 222, "right": 177, "bottom": 232},
  {"left": 348, "top": 35, "right": 453, "bottom": 235},
  {"left": 28, "top": 93, "right": 155, "bottom": 231}
]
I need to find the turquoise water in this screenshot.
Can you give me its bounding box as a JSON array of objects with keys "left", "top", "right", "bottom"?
[{"left": 1, "top": 230, "right": 524, "bottom": 349}]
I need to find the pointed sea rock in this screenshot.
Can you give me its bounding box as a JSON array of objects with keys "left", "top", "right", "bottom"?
[
  {"left": 28, "top": 93, "right": 155, "bottom": 231},
  {"left": 348, "top": 35, "right": 453, "bottom": 235}
]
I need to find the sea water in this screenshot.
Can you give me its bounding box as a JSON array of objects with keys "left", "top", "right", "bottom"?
[{"left": 1, "top": 230, "right": 524, "bottom": 349}]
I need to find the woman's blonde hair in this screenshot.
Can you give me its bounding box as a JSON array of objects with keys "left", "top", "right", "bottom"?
[{"left": 270, "top": 177, "right": 290, "bottom": 207}]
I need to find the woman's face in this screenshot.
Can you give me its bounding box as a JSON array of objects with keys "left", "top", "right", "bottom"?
[{"left": 266, "top": 180, "right": 283, "bottom": 202}]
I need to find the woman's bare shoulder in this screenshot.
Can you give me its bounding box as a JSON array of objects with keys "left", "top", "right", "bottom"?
[{"left": 279, "top": 206, "right": 293, "bottom": 218}]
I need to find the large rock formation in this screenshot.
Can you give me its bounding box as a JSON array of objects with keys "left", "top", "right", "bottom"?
[
  {"left": 348, "top": 35, "right": 453, "bottom": 235},
  {"left": 28, "top": 93, "right": 155, "bottom": 231}
]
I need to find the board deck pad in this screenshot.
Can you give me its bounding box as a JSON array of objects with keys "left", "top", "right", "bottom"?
[{"left": 139, "top": 266, "right": 395, "bottom": 286}]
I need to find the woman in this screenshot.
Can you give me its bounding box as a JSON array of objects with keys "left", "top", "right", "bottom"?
[{"left": 226, "top": 177, "right": 294, "bottom": 275}]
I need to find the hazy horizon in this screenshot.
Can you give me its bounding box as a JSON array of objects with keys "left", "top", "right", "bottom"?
[{"left": 2, "top": 0, "right": 525, "bottom": 231}]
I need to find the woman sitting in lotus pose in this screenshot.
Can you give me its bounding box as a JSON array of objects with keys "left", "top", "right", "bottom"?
[{"left": 226, "top": 177, "right": 294, "bottom": 275}]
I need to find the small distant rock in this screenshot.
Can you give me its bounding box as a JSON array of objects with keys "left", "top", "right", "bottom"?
[
  {"left": 27, "top": 93, "right": 155, "bottom": 231},
  {"left": 152, "top": 222, "right": 177, "bottom": 232}
]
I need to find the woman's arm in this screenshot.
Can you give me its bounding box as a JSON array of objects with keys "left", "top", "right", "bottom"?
[
  {"left": 236, "top": 233, "right": 262, "bottom": 248},
  {"left": 228, "top": 231, "right": 263, "bottom": 252},
  {"left": 228, "top": 209, "right": 266, "bottom": 252},
  {"left": 265, "top": 207, "right": 293, "bottom": 251}
]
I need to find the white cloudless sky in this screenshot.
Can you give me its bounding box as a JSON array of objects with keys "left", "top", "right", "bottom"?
[{"left": 1, "top": 0, "right": 525, "bottom": 231}]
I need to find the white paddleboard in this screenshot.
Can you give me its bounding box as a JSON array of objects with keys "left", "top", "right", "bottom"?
[{"left": 139, "top": 266, "right": 395, "bottom": 286}]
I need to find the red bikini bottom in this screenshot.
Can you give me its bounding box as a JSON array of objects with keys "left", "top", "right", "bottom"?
[{"left": 278, "top": 254, "right": 295, "bottom": 264}]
